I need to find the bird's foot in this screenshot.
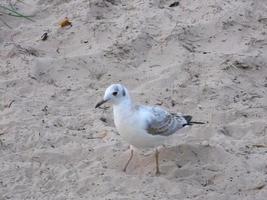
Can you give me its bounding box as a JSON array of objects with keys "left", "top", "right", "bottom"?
[{"left": 155, "top": 170, "right": 161, "bottom": 176}]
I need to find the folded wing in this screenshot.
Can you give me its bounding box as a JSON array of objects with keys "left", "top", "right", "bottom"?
[{"left": 145, "top": 106, "right": 190, "bottom": 136}]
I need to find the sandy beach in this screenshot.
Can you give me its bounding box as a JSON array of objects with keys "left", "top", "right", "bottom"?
[{"left": 1, "top": 0, "right": 267, "bottom": 199}]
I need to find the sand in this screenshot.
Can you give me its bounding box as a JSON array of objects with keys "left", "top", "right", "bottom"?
[{"left": 1, "top": 0, "right": 267, "bottom": 199}]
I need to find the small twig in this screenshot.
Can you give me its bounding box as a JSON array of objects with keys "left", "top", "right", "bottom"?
[
  {"left": 86, "top": 136, "right": 105, "bottom": 139},
  {"left": 0, "top": 5, "right": 35, "bottom": 22},
  {"left": 8, "top": 13, "right": 34, "bottom": 17},
  {"left": 251, "top": 144, "right": 267, "bottom": 148},
  {"left": 253, "top": 184, "right": 265, "bottom": 190},
  {"left": 247, "top": 183, "right": 266, "bottom": 191},
  {"left": 7, "top": 100, "right": 15, "bottom": 108},
  {"left": 28, "top": 74, "right": 37, "bottom": 80},
  {"left": 182, "top": 43, "right": 195, "bottom": 52},
  {"left": 86, "top": 132, "right": 107, "bottom": 139}
]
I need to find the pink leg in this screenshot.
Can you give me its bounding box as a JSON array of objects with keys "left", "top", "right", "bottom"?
[
  {"left": 123, "top": 145, "right": 134, "bottom": 172},
  {"left": 155, "top": 148, "right": 160, "bottom": 175}
]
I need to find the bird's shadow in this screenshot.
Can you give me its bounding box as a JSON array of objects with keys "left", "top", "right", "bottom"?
[{"left": 116, "top": 143, "right": 231, "bottom": 179}]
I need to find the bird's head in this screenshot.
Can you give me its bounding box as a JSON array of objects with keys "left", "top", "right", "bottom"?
[{"left": 95, "top": 84, "right": 129, "bottom": 108}]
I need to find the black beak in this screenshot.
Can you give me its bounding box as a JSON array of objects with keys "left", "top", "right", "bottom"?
[{"left": 95, "top": 99, "right": 108, "bottom": 108}]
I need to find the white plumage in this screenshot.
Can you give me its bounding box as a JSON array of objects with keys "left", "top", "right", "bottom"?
[{"left": 95, "top": 83, "right": 203, "bottom": 174}]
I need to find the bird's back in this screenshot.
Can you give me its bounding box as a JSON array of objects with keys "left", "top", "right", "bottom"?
[{"left": 137, "top": 105, "right": 189, "bottom": 136}]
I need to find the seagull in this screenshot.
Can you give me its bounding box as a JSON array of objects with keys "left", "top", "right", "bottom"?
[{"left": 95, "top": 84, "right": 204, "bottom": 175}]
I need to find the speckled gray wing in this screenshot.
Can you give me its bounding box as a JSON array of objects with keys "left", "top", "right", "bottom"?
[{"left": 146, "top": 107, "right": 189, "bottom": 136}]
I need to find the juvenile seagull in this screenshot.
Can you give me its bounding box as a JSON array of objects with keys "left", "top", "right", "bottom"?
[{"left": 95, "top": 84, "right": 204, "bottom": 174}]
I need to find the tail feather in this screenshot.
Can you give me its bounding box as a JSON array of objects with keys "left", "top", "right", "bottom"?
[
  {"left": 183, "top": 115, "right": 192, "bottom": 124},
  {"left": 182, "top": 115, "right": 205, "bottom": 126},
  {"left": 188, "top": 121, "right": 206, "bottom": 125}
]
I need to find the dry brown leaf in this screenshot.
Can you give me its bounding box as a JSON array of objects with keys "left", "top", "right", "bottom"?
[{"left": 59, "top": 17, "right": 72, "bottom": 28}]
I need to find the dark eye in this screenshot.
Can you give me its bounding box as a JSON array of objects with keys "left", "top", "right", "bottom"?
[{"left": 112, "top": 91, "right": 118, "bottom": 96}]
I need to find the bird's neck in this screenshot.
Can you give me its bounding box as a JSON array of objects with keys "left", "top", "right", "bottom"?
[
  {"left": 113, "top": 98, "right": 134, "bottom": 130},
  {"left": 113, "top": 98, "right": 134, "bottom": 112}
]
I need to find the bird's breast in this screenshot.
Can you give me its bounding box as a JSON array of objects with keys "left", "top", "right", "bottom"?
[
  {"left": 113, "top": 105, "right": 163, "bottom": 148},
  {"left": 114, "top": 106, "right": 141, "bottom": 133},
  {"left": 114, "top": 108, "right": 140, "bottom": 134}
]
